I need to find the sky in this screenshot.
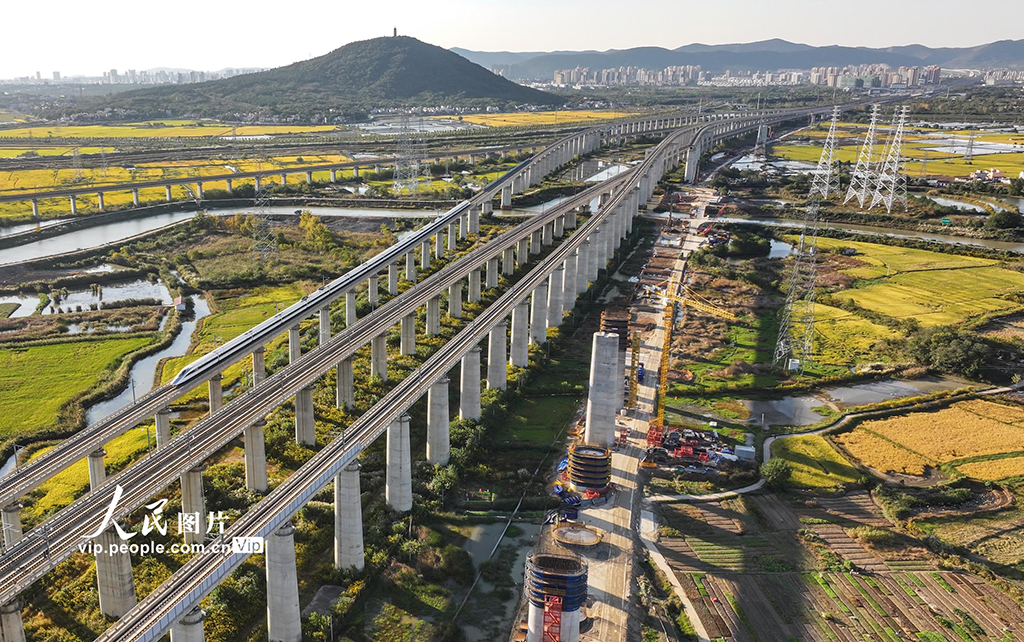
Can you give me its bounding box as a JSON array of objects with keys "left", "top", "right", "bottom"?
[{"left": 2, "top": 0, "right": 1023, "bottom": 79}]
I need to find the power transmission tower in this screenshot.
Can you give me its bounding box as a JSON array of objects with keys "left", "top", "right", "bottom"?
[
  {"left": 251, "top": 158, "right": 278, "bottom": 261},
  {"left": 393, "top": 116, "right": 424, "bottom": 196},
  {"left": 844, "top": 104, "right": 880, "bottom": 207},
  {"left": 869, "top": 106, "right": 909, "bottom": 214},
  {"left": 963, "top": 130, "right": 975, "bottom": 164},
  {"left": 772, "top": 107, "right": 841, "bottom": 374}
]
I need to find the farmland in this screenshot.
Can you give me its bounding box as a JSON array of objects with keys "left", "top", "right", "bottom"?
[
  {"left": 442, "top": 109, "right": 637, "bottom": 127},
  {"left": 0, "top": 121, "right": 338, "bottom": 139},
  {"left": 773, "top": 121, "right": 1024, "bottom": 178},
  {"left": 812, "top": 237, "right": 1024, "bottom": 327},
  {"left": 0, "top": 335, "right": 154, "bottom": 442},
  {"left": 834, "top": 399, "right": 1024, "bottom": 478},
  {"left": 770, "top": 435, "right": 861, "bottom": 489},
  {"left": 654, "top": 490, "right": 1024, "bottom": 641}
]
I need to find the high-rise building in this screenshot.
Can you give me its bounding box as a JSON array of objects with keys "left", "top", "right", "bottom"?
[{"left": 52, "top": 71, "right": 60, "bottom": 81}]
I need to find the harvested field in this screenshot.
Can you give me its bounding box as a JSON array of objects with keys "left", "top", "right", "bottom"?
[
  {"left": 834, "top": 429, "right": 931, "bottom": 476},
  {"left": 957, "top": 456, "right": 1024, "bottom": 481}
]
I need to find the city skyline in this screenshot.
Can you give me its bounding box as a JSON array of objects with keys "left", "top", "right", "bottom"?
[{"left": 1, "top": 0, "right": 1023, "bottom": 80}]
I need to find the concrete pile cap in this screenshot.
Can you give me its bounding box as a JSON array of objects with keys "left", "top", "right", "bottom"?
[{"left": 552, "top": 523, "right": 603, "bottom": 548}]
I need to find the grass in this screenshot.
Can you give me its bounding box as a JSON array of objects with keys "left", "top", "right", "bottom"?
[
  {"left": 771, "top": 435, "right": 861, "bottom": 489},
  {"left": 439, "top": 110, "right": 637, "bottom": 127},
  {"left": 505, "top": 395, "right": 580, "bottom": 445},
  {"left": 0, "top": 336, "right": 153, "bottom": 440},
  {"left": 0, "top": 302, "right": 20, "bottom": 318},
  {"left": 22, "top": 428, "right": 150, "bottom": 524}
]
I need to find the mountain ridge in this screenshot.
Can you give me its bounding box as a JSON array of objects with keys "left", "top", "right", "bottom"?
[{"left": 454, "top": 39, "right": 1024, "bottom": 79}]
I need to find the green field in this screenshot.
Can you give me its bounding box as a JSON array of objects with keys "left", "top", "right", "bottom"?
[
  {"left": 0, "top": 337, "right": 153, "bottom": 440},
  {"left": 505, "top": 395, "right": 580, "bottom": 445},
  {"left": 771, "top": 435, "right": 861, "bottom": 489},
  {"left": 814, "top": 303, "right": 897, "bottom": 364}
]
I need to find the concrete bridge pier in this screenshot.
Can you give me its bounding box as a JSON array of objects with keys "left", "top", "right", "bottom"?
[
  {"left": 486, "top": 257, "right": 499, "bottom": 288},
  {"left": 294, "top": 386, "right": 315, "bottom": 445},
  {"left": 509, "top": 302, "right": 530, "bottom": 367},
  {"left": 165, "top": 185, "right": 173, "bottom": 202},
  {"left": 336, "top": 358, "right": 354, "bottom": 410},
  {"left": 386, "top": 414, "right": 413, "bottom": 512},
  {"left": 279, "top": 173, "right": 287, "bottom": 186},
  {"left": 29, "top": 199, "right": 39, "bottom": 221},
  {"left": 548, "top": 265, "right": 564, "bottom": 327},
  {"left": 468, "top": 207, "right": 480, "bottom": 235},
  {"left": 515, "top": 238, "right": 529, "bottom": 266},
  {"left": 585, "top": 332, "right": 621, "bottom": 447},
  {"left": 502, "top": 247, "right": 514, "bottom": 275},
  {"left": 319, "top": 308, "right": 331, "bottom": 346},
  {"left": 406, "top": 251, "right": 417, "bottom": 283},
  {"left": 244, "top": 420, "right": 269, "bottom": 492},
  {"left": 482, "top": 201, "right": 493, "bottom": 216},
  {"left": 345, "top": 292, "right": 357, "bottom": 328},
  {"left": 169, "top": 606, "right": 205, "bottom": 642},
  {"left": 541, "top": 221, "right": 553, "bottom": 246},
  {"left": 95, "top": 524, "right": 138, "bottom": 617},
  {"left": 306, "top": 171, "right": 313, "bottom": 185},
  {"left": 460, "top": 213, "right": 468, "bottom": 241},
  {"left": 500, "top": 185, "right": 512, "bottom": 209},
  {"left": 426, "top": 297, "right": 441, "bottom": 335},
  {"left": 334, "top": 462, "right": 364, "bottom": 571},
  {"left": 266, "top": 522, "right": 301, "bottom": 642},
  {"left": 196, "top": 182, "right": 204, "bottom": 199},
  {"left": 460, "top": 346, "right": 482, "bottom": 421},
  {"left": 254, "top": 176, "right": 262, "bottom": 192},
  {"left": 427, "top": 376, "right": 451, "bottom": 463},
  {"left": 208, "top": 374, "right": 223, "bottom": 413},
  {"left": 530, "top": 282, "right": 548, "bottom": 345},
  {"left": 562, "top": 254, "right": 579, "bottom": 314},
  {"left": 131, "top": 189, "right": 140, "bottom": 206},
  {"left": 576, "top": 239, "right": 592, "bottom": 294},
  {"left": 388, "top": 263, "right": 398, "bottom": 294},
  {"left": 180, "top": 466, "right": 207, "bottom": 546},
  {"left": 367, "top": 275, "right": 379, "bottom": 307},
  {"left": 421, "top": 241, "right": 430, "bottom": 269},
  {"left": 434, "top": 231, "right": 444, "bottom": 260},
  {"left": 553, "top": 215, "right": 564, "bottom": 238},
  {"left": 448, "top": 281, "right": 463, "bottom": 318},
  {"left": 530, "top": 229, "right": 542, "bottom": 255},
  {"left": 330, "top": 169, "right": 337, "bottom": 183},
  {"left": 155, "top": 408, "right": 172, "bottom": 447},
  {"left": 447, "top": 222, "right": 458, "bottom": 252},
  {"left": 0, "top": 599, "right": 25, "bottom": 642},
  {"left": 468, "top": 268, "right": 482, "bottom": 303},
  {"left": 87, "top": 448, "right": 106, "bottom": 491},
  {"left": 252, "top": 347, "right": 266, "bottom": 386},
  {"left": 97, "top": 192, "right": 105, "bottom": 211},
  {"left": 400, "top": 314, "right": 416, "bottom": 356},
  {"left": 1, "top": 504, "right": 22, "bottom": 549},
  {"left": 288, "top": 325, "right": 301, "bottom": 363},
  {"left": 69, "top": 195, "right": 78, "bottom": 215},
  {"left": 487, "top": 322, "right": 507, "bottom": 390},
  {"left": 371, "top": 334, "right": 388, "bottom": 381}
]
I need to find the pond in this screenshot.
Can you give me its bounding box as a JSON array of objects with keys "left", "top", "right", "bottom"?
[{"left": 743, "top": 375, "right": 966, "bottom": 428}]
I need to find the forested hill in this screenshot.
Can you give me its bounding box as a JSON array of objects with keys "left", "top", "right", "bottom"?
[{"left": 59, "top": 37, "right": 562, "bottom": 121}]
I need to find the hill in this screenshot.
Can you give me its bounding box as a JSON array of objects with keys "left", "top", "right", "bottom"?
[
  {"left": 64, "top": 37, "right": 561, "bottom": 121},
  {"left": 456, "top": 38, "right": 1024, "bottom": 80}
]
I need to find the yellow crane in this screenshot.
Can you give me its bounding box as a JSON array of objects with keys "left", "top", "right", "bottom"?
[{"left": 643, "top": 284, "right": 736, "bottom": 321}]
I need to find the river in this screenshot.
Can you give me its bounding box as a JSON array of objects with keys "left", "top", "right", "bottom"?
[
  {"left": 85, "top": 294, "right": 211, "bottom": 423},
  {"left": 0, "top": 205, "right": 440, "bottom": 267}
]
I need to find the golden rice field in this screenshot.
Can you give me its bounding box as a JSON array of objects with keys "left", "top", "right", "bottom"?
[
  {"left": 835, "top": 400, "right": 1024, "bottom": 478},
  {"left": 834, "top": 429, "right": 930, "bottom": 476},
  {"left": 811, "top": 237, "right": 1024, "bottom": 327},
  {"left": 957, "top": 456, "right": 1024, "bottom": 481},
  {"left": 445, "top": 110, "right": 637, "bottom": 127},
  {"left": 0, "top": 121, "right": 338, "bottom": 139}
]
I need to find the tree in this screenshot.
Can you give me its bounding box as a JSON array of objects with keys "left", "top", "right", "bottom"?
[
  {"left": 427, "top": 464, "right": 459, "bottom": 505},
  {"left": 985, "top": 209, "right": 1021, "bottom": 229},
  {"left": 761, "top": 458, "right": 792, "bottom": 490},
  {"left": 909, "top": 327, "right": 992, "bottom": 380}
]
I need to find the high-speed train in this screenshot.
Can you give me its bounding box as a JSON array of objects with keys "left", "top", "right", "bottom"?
[{"left": 169, "top": 158, "right": 531, "bottom": 388}]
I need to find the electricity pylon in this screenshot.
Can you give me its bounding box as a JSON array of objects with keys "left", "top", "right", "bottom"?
[
  {"left": 869, "top": 106, "right": 909, "bottom": 214},
  {"left": 772, "top": 107, "right": 841, "bottom": 374},
  {"left": 844, "top": 104, "right": 880, "bottom": 207}
]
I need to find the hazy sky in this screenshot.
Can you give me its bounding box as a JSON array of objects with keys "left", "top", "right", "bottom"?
[{"left": 3, "top": 0, "right": 1022, "bottom": 78}]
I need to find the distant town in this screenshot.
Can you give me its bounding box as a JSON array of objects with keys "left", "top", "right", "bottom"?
[{"left": 1, "top": 67, "right": 264, "bottom": 86}]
